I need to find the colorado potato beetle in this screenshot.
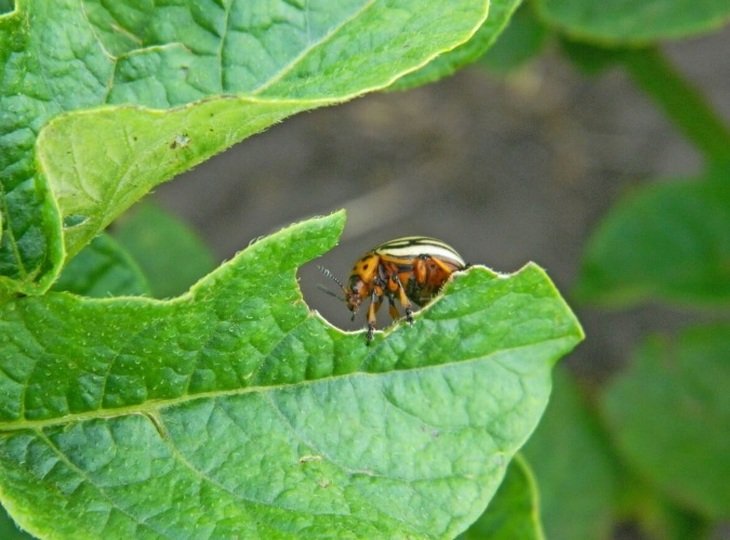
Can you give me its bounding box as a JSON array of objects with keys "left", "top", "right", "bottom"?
[{"left": 320, "top": 236, "right": 467, "bottom": 342}]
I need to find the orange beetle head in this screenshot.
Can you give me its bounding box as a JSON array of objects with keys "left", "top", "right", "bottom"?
[
  {"left": 345, "top": 276, "right": 367, "bottom": 317},
  {"left": 317, "top": 265, "right": 368, "bottom": 319}
]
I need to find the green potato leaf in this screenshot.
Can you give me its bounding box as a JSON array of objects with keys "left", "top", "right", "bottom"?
[
  {"left": 575, "top": 168, "right": 730, "bottom": 307},
  {"left": 0, "top": 212, "right": 584, "bottom": 539},
  {"left": 480, "top": 4, "right": 548, "bottom": 74},
  {"left": 0, "top": 0, "right": 489, "bottom": 297},
  {"left": 602, "top": 325, "right": 730, "bottom": 519},
  {"left": 558, "top": 38, "right": 623, "bottom": 75},
  {"left": 535, "top": 0, "right": 730, "bottom": 45},
  {"left": 113, "top": 202, "right": 216, "bottom": 299},
  {"left": 391, "top": 0, "right": 522, "bottom": 90},
  {"left": 523, "top": 368, "right": 617, "bottom": 540},
  {"left": 458, "top": 454, "right": 544, "bottom": 540}
]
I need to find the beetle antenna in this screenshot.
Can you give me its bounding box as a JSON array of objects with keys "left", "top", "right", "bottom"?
[
  {"left": 316, "top": 284, "right": 345, "bottom": 301},
  {"left": 317, "top": 265, "right": 345, "bottom": 290},
  {"left": 316, "top": 266, "right": 347, "bottom": 301}
]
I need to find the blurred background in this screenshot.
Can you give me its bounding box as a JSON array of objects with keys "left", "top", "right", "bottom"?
[{"left": 151, "top": 26, "right": 729, "bottom": 387}]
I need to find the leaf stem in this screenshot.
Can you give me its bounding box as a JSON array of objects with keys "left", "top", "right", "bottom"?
[{"left": 618, "top": 47, "right": 730, "bottom": 165}]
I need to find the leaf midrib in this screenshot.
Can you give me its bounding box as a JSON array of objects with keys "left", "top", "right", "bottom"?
[{"left": 0, "top": 336, "right": 574, "bottom": 433}]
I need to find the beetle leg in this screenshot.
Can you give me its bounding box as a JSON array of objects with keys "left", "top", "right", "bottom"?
[
  {"left": 366, "top": 290, "right": 381, "bottom": 342},
  {"left": 392, "top": 274, "right": 414, "bottom": 324}
]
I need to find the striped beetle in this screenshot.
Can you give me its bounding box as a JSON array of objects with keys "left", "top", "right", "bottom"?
[{"left": 320, "top": 236, "right": 467, "bottom": 342}]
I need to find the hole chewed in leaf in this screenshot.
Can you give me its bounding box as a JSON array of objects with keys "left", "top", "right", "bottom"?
[{"left": 62, "top": 214, "right": 88, "bottom": 228}]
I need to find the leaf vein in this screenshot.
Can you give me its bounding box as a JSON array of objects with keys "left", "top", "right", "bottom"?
[
  {"left": 35, "top": 428, "right": 172, "bottom": 539},
  {"left": 1, "top": 336, "right": 576, "bottom": 432},
  {"left": 251, "top": 0, "right": 376, "bottom": 95}
]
